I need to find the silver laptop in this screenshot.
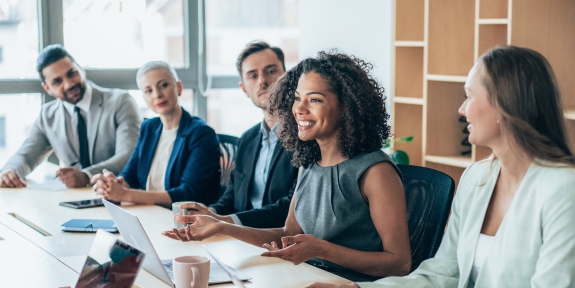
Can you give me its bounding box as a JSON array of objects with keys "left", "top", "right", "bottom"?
[
  {"left": 102, "top": 199, "right": 251, "bottom": 287},
  {"left": 76, "top": 229, "right": 145, "bottom": 288}
]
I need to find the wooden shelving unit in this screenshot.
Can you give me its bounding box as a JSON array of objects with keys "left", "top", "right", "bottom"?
[{"left": 391, "top": 0, "right": 575, "bottom": 185}]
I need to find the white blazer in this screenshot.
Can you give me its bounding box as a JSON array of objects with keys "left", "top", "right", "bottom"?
[{"left": 359, "top": 158, "right": 575, "bottom": 288}]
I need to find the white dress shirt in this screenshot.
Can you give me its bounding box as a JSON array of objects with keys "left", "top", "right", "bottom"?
[
  {"left": 61, "top": 84, "right": 93, "bottom": 176},
  {"left": 146, "top": 126, "right": 178, "bottom": 191}
]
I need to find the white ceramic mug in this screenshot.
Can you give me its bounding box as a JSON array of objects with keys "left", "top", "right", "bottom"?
[
  {"left": 172, "top": 256, "right": 210, "bottom": 288},
  {"left": 172, "top": 201, "right": 193, "bottom": 229}
]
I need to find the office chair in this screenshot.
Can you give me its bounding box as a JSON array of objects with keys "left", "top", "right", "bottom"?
[
  {"left": 217, "top": 134, "right": 239, "bottom": 196},
  {"left": 396, "top": 164, "right": 456, "bottom": 272}
]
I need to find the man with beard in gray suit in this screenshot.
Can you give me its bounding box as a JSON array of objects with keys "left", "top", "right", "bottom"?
[{"left": 0, "top": 44, "right": 141, "bottom": 188}]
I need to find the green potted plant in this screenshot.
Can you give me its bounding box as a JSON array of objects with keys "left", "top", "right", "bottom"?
[{"left": 383, "top": 136, "right": 414, "bottom": 165}]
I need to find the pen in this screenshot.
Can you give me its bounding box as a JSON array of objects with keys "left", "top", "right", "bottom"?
[{"left": 54, "top": 160, "right": 79, "bottom": 179}]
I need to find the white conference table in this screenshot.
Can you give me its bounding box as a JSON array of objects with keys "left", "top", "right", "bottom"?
[{"left": 0, "top": 186, "right": 351, "bottom": 287}]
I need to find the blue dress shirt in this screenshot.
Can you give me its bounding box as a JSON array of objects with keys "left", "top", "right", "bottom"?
[{"left": 250, "top": 122, "right": 278, "bottom": 209}]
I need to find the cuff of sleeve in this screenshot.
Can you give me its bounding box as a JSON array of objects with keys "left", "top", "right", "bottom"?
[
  {"left": 82, "top": 169, "right": 93, "bottom": 179},
  {"left": 229, "top": 214, "right": 243, "bottom": 226},
  {"left": 357, "top": 283, "right": 381, "bottom": 288},
  {"left": 1, "top": 168, "right": 21, "bottom": 177}
]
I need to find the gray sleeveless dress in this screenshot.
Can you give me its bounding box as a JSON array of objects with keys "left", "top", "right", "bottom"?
[{"left": 294, "top": 150, "right": 401, "bottom": 281}]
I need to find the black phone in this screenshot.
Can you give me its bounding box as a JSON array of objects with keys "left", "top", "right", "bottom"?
[{"left": 59, "top": 198, "right": 104, "bottom": 209}]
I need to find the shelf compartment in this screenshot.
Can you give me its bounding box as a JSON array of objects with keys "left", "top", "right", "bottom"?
[
  {"left": 393, "top": 97, "right": 424, "bottom": 105},
  {"left": 479, "top": 0, "right": 508, "bottom": 19},
  {"left": 394, "top": 41, "right": 425, "bottom": 47},
  {"left": 392, "top": 103, "right": 423, "bottom": 166},
  {"left": 395, "top": 47, "right": 424, "bottom": 98},
  {"left": 478, "top": 24, "right": 508, "bottom": 58},
  {"left": 512, "top": 0, "right": 575, "bottom": 111},
  {"left": 395, "top": 0, "right": 425, "bottom": 41},
  {"left": 428, "top": 0, "right": 475, "bottom": 76},
  {"left": 426, "top": 81, "right": 469, "bottom": 158},
  {"left": 425, "top": 162, "right": 466, "bottom": 187}
]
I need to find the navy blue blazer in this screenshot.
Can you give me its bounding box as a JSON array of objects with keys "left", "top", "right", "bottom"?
[
  {"left": 209, "top": 122, "right": 298, "bottom": 228},
  {"left": 119, "top": 108, "right": 220, "bottom": 205}
]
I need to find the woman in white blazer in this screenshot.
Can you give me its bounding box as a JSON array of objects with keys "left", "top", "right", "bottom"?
[{"left": 307, "top": 46, "right": 575, "bottom": 288}]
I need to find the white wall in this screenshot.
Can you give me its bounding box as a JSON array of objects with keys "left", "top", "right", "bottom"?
[{"left": 298, "top": 0, "right": 394, "bottom": 107}]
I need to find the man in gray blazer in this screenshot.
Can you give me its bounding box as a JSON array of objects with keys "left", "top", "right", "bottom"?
[{"left": 0, "top": 44, "right": 141, "bottom": 188}]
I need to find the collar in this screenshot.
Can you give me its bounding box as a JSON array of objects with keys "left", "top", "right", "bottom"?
[
  {"left": 260, "top": 121, "right": 278, "bottom": 142},
  {"left": 62, "top": 83, "right": 93, "bottom": 115}
]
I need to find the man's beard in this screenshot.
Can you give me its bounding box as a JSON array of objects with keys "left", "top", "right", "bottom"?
[{"left": 62, "top": 83, "right": 86, "bottom": 104}]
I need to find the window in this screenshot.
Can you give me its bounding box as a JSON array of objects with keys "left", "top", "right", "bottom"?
[
  {"left": 0, "top": 0, "right": 205, "bottom": 118},
  {"left": 205, "top": 0, "right": 299, "bottom": 134},
  {"left": 0, "top": 93, "right": 41, "bottom": 165},
  {"left": 205, "top": 0, "right": 299, "bottom": 76},
  {"left": 63, "top": 0, "right": 185, "bottom": 68},
  {"left": 207, "top": 88, "right": 261, "bottom": 137}
]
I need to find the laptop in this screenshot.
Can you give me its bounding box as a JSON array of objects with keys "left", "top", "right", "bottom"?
[
  {"left": 203, "top": 244, "right": 247, "bottom": 288},
  {"left": 102, "top": 199, "right": 251, "bottom": 287},
  {"left": 75, "top": 229, "right": 145, "bottom": 288}
]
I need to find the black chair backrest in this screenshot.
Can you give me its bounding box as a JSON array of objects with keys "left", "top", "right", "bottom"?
[
  {"left": 396, "top": 164, "right": 456, "bottom": 272},
  {"left": 217, "top": 134, "right": 239, "bottom": 196}
]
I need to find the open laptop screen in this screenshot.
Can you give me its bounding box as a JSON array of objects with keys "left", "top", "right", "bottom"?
[
  {"left": 102, "top": 199, "right": 251, "bottom": 286},
  {"left": 76, "top": 229, "right": 145, "bottom": 288}
]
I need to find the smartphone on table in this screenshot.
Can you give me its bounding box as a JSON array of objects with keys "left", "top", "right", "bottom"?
[{"left": 59, "top": 198, "right": 104, "bottom": 209}]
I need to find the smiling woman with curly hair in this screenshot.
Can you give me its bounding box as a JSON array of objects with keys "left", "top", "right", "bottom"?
[
  {"left": 268, "top": 50, "right": 391, "bottom": 168},
  {"left": 162, "top": 50, "right": 411, "bottom": 283}
]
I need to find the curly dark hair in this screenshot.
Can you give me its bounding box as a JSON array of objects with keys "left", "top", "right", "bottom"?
[{"left": 268, "top": 50, "right": 391, "bottom": 168}]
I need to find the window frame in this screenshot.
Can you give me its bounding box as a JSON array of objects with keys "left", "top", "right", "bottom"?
[{"left": 0, "top": 0, "right": 240, "bottom": 119}]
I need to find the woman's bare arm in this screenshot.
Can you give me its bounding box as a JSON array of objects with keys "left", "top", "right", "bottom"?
[{"left": 163, "top": 169, "right": 305, "bottom": 248}]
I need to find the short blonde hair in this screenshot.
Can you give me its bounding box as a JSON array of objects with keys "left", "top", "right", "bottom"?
[{"left": 136, "top": 61, "right": 179, "bottom": 89}]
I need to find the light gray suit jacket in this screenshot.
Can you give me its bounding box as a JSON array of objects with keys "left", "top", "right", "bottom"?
[
  {"left": 1, "top": 81, "right": 141, "bottom": 177},
  {"left": 359, "top": 158, "right": 575, "bottom": 288}
]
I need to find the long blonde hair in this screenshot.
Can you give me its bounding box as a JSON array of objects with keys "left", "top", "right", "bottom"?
[{"left": 480, "top": 46, "right": 575, "bottom": 167}]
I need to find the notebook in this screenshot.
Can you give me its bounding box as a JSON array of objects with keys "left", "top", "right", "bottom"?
[
  {"left": 61, "top": 219, "right": 118, "bottom": 233},
  {"left": 75, "top": 229, "right": 145, "bottom": 288},
  {"left": 102, "top": 199, "right": 251, "bottom": 287}
]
